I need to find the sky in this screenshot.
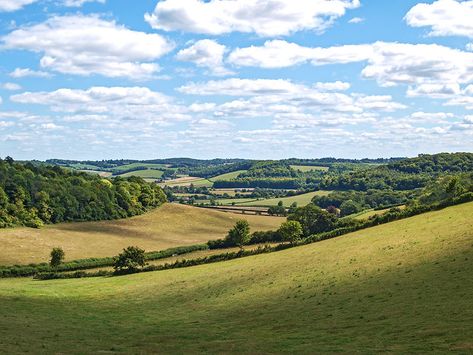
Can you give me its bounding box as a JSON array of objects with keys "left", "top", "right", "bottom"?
[{"left": 1, "top": 0, "right": 473, "bottom": 160}]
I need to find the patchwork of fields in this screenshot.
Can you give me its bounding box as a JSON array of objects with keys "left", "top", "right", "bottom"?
[
  {"left": 0, "top": 203, "right": 284, "bottom": 265},
  {"left": 1, "top": 202, "right": 472, "bottom": 353}
]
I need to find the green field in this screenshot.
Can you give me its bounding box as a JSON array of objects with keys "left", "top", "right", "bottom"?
[
  {"left": 0, "top": 203, "right": 284, "bottom": 265},
  {"left": 118, "top": 169, "right": 164, "bottom": 179},
  {"left": 234, "top": 190, "right": 332, "bottom": 207},
  {"left": 290, "top": 165, "right": 329, "bottom": 172},
  {"left": 1, "top": 202, "right": 472, "bottom": 353},
  {"left": 353, "top": 205, "right": 406, "bottom": 220},
  {"left": 162, "top": 177, "right": 213, "bottom": 187},
  {"left": 209, "top": 170, "right": 247, "bottom": 181},
  {"left": 111, "top": 163, "right": 169, "bottom": 173}
]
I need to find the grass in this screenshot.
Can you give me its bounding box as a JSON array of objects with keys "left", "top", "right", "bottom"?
[
  {"left": 234, "top": 190, "right": 332, "bottom": 207},
  {"left": 208, "top": 170, "right": 247, "bottom": 181},
  {"left": 110, "top": 163, "right": 169, "bottom": 173},
  {"left": 117, "top": 169, "right": 164, "bottom": 179},
  {"left": 353, "top": 205, "right": 406, "bottom": 220},
  {"left": 0, "top": 203, "right": 284, "bottom": 265},
  {"left": 290, "top": 165, "right": 329, "bottom": 172},
  {"left": 161, "top": 176, "right": 213, "bottom": 187},
  {"left": 0, "top": 202, "right": 472, "bottom": 353}
]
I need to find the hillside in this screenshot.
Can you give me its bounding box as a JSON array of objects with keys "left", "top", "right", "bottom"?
[
  {"left": 0, "top": 203, "right": 284, "bottom": 265},
  {"left": 1, "top": 202, "right": 472, "bottom": 353}
]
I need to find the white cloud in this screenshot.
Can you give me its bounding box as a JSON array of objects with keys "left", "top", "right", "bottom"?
[
  {"left": 228, "top": 40, "right": 372, "bottom": 68},
  {"left": 348, "top": 17, "right": 364, "bottom": 24},
  {"left": 2, "top": 15, "right": 174, "bottom": 79},
  {"left": 0, "top": 0, "right": 37, "bottom": 12},
  {"left": 9, "top": 68, "right": 51, "bottom": 78},
  {"left": 62, "top": 0, "right": 105, "bottom": 7},
  {"left": 10, "top": 86, "right": 191, "bottom": 124},
  {"left": 178, "top": 78, "right": 306, "bottom": 96},
  {"left": 176, "top": 39, "right": 233, "bottom": 76},
  {"left": 314, "top": 81, "right": 350, "bottom": 91},
  {"left": 1, "top": 82, "right": 21, "bottom": 91},
  {"left": 405, "top": 0, "right": 473, "bottom": 38},
  {"left": 467, "top": 43, "right": 473, "bottom": 51},
  {"left": 145, "top": 0, "right": 360, "bottom": 37},
  {"left": 228, "top": 41, "right": 473, "bottom": 94}
]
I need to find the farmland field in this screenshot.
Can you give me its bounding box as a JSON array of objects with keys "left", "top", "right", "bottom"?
[
  {"left": 290, "top": 165, "right": 329, "bottom": 172},
  {"left": 0, "top": 203, "right": 284, "bottom": 265},
  {"left": 353, "top": 205, "right": 406, "bottom": 220},
  {"left": 117, "top": 169, "right": 164, "bottom": 179},
  {"left": 162, "top": 176, "right": 213, "bottom": 187},
  {"left": 208, "top": 170, "right": 247, "bottom": 181},
  {"left": 1, "top": 202, "right": 472, "bottom": 353},
  {"left": 234, "top": 190, "right": 332, "bottom": 207}
]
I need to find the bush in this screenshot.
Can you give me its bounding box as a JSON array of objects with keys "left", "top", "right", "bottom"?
[
  {"left": 114, "top": 246, "right": 146, "bottom": 272},
  {"left": 50, "top": 247, "right": 65, "bottom": 268}
]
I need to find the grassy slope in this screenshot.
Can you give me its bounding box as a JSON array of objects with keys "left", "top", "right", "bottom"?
[
  {"left": 0, "top": 204, "right": 284, "bottom": 265},
  {"left": 208, "top": 170, "right": 247, "bottom": 181},
  {"left": 290, "top": 164, "right": 329, "bottom": 172},
  {"left": 118, "top": 169, "right": 164, "bottom": 179},
  {"left": 1, "top": 203, "right": 472, "bottom": 353},
  {"left": 234, "top": 190, "right": 332, "bottom": 207}
]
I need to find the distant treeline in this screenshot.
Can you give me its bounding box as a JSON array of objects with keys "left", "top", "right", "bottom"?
[
  {"left": 0, "top": 157, "right": 166, "bottom": 228},
  {"left": 319, "top": 153, "right": 473, "bottom": 191}
]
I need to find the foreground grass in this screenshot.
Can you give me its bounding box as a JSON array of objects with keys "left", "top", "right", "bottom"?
[
  {"left": 1, "top": 202, "right": 472, "bottom": 353},
  {"left": 0, "top": 203, "right": 284, "bottom": 265}
]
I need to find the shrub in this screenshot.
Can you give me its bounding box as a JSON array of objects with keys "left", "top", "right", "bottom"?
[
  {"left": 50, "top": 247, "right": 65, "bottom": 268},
  {"left": 114, "top": 246, "right": 146, "bottom": 273},
  {"left": 278, "top": 221, "right": 303, "bottom": 244}
]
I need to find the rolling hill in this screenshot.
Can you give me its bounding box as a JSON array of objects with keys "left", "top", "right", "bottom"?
[
  {"left": 0, "top": 202, "right": 472, "bottom": 353},
  {"left": 0, "top": 203, "right": 284, "bottom": 265}
]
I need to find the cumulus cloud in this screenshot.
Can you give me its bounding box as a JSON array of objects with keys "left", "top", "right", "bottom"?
[
  {"left": 1, "top": 15, "right": 174, "bottom": 79},
  {"left": 11, "top": 86, "right": 191, "bottom": 124},
  {"left": 228, "top": 40, "right": 373, "bottom": 68},
  {"left": 9, "top": 68, "right": 51, "bottom": 78},
  {"left": 145, "top": 0, "right": 360, "bottom": 37},
  {"left": 228, "top": 40, "right": 473, "bottom": 95},
  {"left": 348, "top": 17, "right": 364, "bottom": 24},
  {"left": 176, "top": 39, "right": 233, "bottom": 76},
  {"left": 0, "top": 0, "right": 37, "bottom": 12},
  {"left": 405, "top": 0, "right": 473, "bottom": 38},
  {"left": 1, "top": 82, "right": 21, "bottom": 90}
]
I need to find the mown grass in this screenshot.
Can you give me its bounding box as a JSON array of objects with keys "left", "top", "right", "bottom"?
[
  {"left": 290, "top": 164, "right": 329, "bottom": 172},
  {"left": 1, "top": 202, "right": 472, "bottom": 353},
  {"left": 208, "top": 170, "right": 247, "bottom": 181},
  {"left": 235, "top": 190, "right": 332, "bottom": 207},
  {"left": 118, "top": 169, "right": 164, "bottom": 179},
  {"left": 0, "top": 203, "right": 284, "bottom": 265}
]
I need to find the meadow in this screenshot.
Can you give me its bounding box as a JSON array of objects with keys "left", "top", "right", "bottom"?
[
  {"left": 234, "top": 190, "right": 332, "bottom": 207},
  {"left": 0, "top": 202, "right": 471, "bottom": 353},
  {"left": 0, "top": 203, "right": 283, "bottom": 265}
]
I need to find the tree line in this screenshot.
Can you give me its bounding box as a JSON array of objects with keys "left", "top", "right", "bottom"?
[{"left": 0, "top": 157, "right": 166, "bottom": 228}]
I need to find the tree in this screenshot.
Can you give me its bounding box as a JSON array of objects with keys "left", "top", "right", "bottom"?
[
  {"left": 278, "top": 221, "right": 303, "bottom": 244},
  {"left": 268, "top": 205, "right": 286, "bottom": 216},
  {"left": 225, "top": 220, "right": 251, "bottom": 248},
  {"left": 114, "top": 246, "right": 146, "bottom": 272},
  {"left": 50, "top": 247, "right": 65, "bottom": 268},
  {"left": 288, "top": 204, "right": 337, "bottom": 236},
  {"left": 339, "top": 200, "right": 362, "bottom": 217}
]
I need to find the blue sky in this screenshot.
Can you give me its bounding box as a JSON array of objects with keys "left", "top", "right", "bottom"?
[{"left": 1, "top": 0, "right": 473, "bottom": 160}]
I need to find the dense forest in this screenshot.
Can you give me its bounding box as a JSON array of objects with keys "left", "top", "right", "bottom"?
[
  {"left": 319, "top": 153, "right": 473, "bottom": 191},
  {"left": 0, "top": 157, "right": 166, "bottom": 228}
]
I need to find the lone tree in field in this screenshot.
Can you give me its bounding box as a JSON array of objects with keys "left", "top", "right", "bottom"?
[
  {"left": 226, "top": 220, "right": 251, "bottom": 249},
  {"left": 50, "top": 247, "right": 65, "bottom": 268},
  {"left": 114, "top": 246, "right": 146, "bottom": 273},
  {"left": 278, "top": 221, "right": 303, "bottom": 245}
]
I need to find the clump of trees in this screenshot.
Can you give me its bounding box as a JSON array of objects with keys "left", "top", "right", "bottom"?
[
  {"left": 225, "top": 220, "right": 251, "bottom": 249},
  {"left": 114, "top": 246, "right": 146, "bottom": 273},
  {"left": 0, "top": 157, "right": 167, "bottom": 229}
]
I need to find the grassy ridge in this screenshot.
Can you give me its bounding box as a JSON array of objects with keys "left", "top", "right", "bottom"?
[
  {"left": 0, "top": 203, "right": 284, "bottom": 265},
  {"left": 1, "top": 202, "right": 472, "bottom": 353}
]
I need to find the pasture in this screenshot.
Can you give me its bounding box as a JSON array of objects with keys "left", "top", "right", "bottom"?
[
  {"left": 117, "top": 169, "right": 164, "bottom": 179},
  {"left": 208, "top": 170, "right": 247, "bottom": 181},
  {"left": 290, "top": 165, "right": 329, "bottom": 172},
  {"left": 1, "top": 202, "right": 472, "bottom": 353},
  {"left": 0, "top": 203, "right": 284, "bottom": 265},
  {"left": 235, "top": 190, "right": 332, "bottom": 207}
]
